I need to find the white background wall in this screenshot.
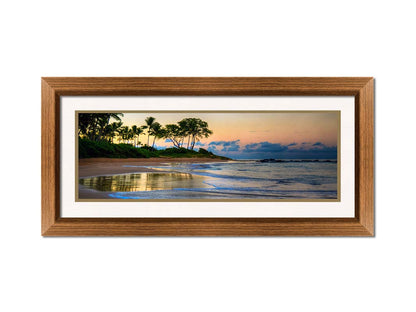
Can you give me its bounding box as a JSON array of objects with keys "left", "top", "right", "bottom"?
[{"left": 0, "top": 1, "right": 414, "bottom": 311}]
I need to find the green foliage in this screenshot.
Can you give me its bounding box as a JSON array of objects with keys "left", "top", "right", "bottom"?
[
  {"left": 197, "top": 148, "right": 214, "bottom": 155},
  {"left": 79, "top": 138, "right": 157, "bottom": 159},
  {"left": 140, "top": 145, "right": 158, "bottom": 152},
  {"left": 78, "top": 113, "right": 214, "bottom": 152},
  {"left": 157, "top": 147, "right": 229, "bottom": 159},
  {"left": 79, "top": 138, "right": 230, "bottom": 160},
  {"left": 160, "top": 147, "right": 191, "bottom": 155},
  {"left": 79, "top": 113, "right": 123, "bottom": 141}
]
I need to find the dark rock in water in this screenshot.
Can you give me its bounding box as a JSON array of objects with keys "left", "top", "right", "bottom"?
[
  {"left": 256, "top": 159, "right": 337, "bottom": 163},
  {"left": 257, "top": 159, "right": 283, "bottom": 163},
  {"left": 258, "top": 159, "right": 272, "bottom": 163}
]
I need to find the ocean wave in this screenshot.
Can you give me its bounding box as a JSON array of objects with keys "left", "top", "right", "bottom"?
[
  {"left": 87, "top": 161, "right": 339, "bottom": 200},
  {"left": 108, "top": 187, "right": 337, "bottom": 200}
]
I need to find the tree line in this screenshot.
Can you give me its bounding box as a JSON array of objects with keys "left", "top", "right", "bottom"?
[{"left": 78, "top": 113, "right": 213, "bottom": 150}]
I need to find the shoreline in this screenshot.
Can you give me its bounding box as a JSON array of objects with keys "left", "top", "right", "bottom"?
[
  {"left": 79, "top": 157, "right": 232, "bottom": 178},
  {"left": 77, "top": 157, "right": 337, "bottom": 200}
]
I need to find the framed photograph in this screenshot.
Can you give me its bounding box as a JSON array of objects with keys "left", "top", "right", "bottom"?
[{"left": 41, "top": 77, "right": 374, "bottom": 236}]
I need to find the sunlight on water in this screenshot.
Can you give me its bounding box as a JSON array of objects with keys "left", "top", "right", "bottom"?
[
  {"left": 79, "top": 172, "right": 208, "bottom": 192},
  {"left": 79, "top": 161, "right": 338, "bottom": 199}
]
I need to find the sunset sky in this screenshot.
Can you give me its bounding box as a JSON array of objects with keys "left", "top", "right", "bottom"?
[{"left": 114, "top": 112, "right": 338, "bottom": 159}]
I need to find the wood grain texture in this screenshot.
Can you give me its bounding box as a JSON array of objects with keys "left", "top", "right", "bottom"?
[
  {"left": 41, "top": 80, "right": 60, "bottom": 234},
  {"left": 42, "top": 77, "right": 371, "bottom": 96},
  {"left": 43, "top": 218, "right": 370, "bottom": 236},
  {"left": 41, "top": 77, "right": 374, "bottom": 236},
  {"left": 357, "top": 79, "right": 374, "bottom": 235}
]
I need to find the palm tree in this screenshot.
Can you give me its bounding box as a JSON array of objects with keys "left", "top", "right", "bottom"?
[
  {"left": 191, "top": 124, "right": 212, "bottom": 150},
  {"left": 97, "top": 116, "right": 110, "bottom": 141},
  {"left": 98, "top": 113, "right": 123, "bottom": 141},
  {"left": 103, "top": 121, "right": 122, "bottom": 143},
  {"left": 131, "top": 125, "right": 139, "bottom": 146},
  {"left": 106, "top": 113, "right": 123, "bottom": 123},
  {"left": 136, "top": 126, "right": 145, "bottom": 147},
  {"left": 144, "top": 116, "right": 156, "bottom": 146},
  {"left": 149, "top": 122, "right": 162, "bottom": 148},
  {"left": 162, "top": 124, "right": 182, "bottom": 148},
  {"left": 78, "top": 113, "right": 94, "bottom": 138},
  {"left": 178, "top": 118, "right": 192, "bottom": 149},
  {"left": 78, "top": 113, "right": 123, "bottom": 141},
  {"left": 128, "top": 127, "right": 135, "bottom": 145},
  {"left": 118, "top": 126, "right": 131, "bottom": 144},
  {"left": 189, "top": 118, "right": 212, "bottom": 150},
  {"left": 177, "top": 118, "right": 213, "bottom": 150}
]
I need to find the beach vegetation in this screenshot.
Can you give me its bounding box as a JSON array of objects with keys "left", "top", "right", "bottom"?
[
  {"left": 143, "top": 116, "right": 156, "bottom": 146},
  {"left": 79, "top": 138, "right": 229, "bottom": 159},
  {"left": 78, "top": 113, "right": 124, "bottom": 141},
  {"left": 78, "top": 113, "right": 223, "bottom": 159}
]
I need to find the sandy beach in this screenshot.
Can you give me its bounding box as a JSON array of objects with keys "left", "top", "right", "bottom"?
[
  {"left": 78, "top": 157, "right": 230, "bottom": 200},
  {"left": 79, "top": 157, "right": 229, "bottom": 178},
  {"left": 77, "top": 157, "right": 337, "bottom": 200}
]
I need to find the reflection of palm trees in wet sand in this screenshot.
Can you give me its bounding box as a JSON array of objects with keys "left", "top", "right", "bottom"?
[{"left": 80, "top": 172, "right": 203, "bottom": 193}]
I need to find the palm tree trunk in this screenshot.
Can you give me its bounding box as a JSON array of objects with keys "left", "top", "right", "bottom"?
[
  {"left": 171, "top": 137, "right": 179, "bottom": 148},
  {"left": 191, "top": 135, "right": 196, "bottom": 150}
]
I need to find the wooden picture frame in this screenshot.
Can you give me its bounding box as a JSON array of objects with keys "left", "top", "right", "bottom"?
[{"left": 41, "top": 77, "right": 374, "bottom": 236}]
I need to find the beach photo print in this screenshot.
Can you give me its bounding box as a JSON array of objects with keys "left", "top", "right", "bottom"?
[
  {"left": 76, "top": 111, "right": 340, "bottom": 202},
  {"left": 43, "top": 78, "right": 373, "bottom": 235}
]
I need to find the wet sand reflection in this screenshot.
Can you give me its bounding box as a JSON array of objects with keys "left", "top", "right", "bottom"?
[{"left": 79, "top": 172, "right": 208, "bottom": 192}]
